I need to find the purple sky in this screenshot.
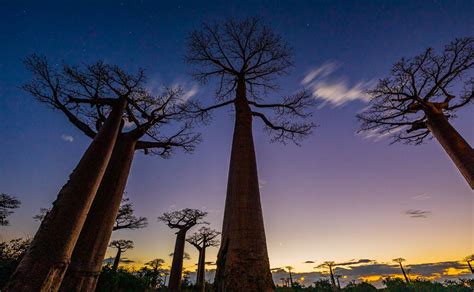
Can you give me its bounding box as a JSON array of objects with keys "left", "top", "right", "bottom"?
[{"left": 1, "top": 0, "right": 472, "bottom": 283}]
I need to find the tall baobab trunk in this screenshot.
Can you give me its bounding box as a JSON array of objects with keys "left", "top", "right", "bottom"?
[
  {"left": 215, "top": 80, "right": 274, "bottom": 291},
  {"left": 3, "top": 98, "right": 126, "bottom": 292},
  {"left": 288, "top": 270, "right": 293, "bottom": 287},
  {"left": 60, "top": 135, "right": 136, "bottom": 292},
  {"left": 112, "top": 248, "right": 121, "bottom": 272},
  {"left": 169, "top": 230, "right": 187, "bottom": 291},
  {"left": 398, "top": 262, "right": 410, "bottom": 284},
  {"left": 425, "top": 106, "right": 474, "bottom": 189},
  {"left": 197, "top": 247, "right": 206, "bottom": 292}
]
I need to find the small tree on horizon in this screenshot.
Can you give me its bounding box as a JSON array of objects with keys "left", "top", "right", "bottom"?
[
  {"left": 392, "top": 258, "right": 410, "bottom": 284},
  {"left": 158, "top": 208, "right": 208, "bottom": 291},
  {"left": 109, "top": 240, "right": 134, "bottom": 272}
]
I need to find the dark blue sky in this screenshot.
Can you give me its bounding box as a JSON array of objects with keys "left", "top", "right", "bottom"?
[{"left": 1, "top": 0, "right": 473, "bottom": 277}]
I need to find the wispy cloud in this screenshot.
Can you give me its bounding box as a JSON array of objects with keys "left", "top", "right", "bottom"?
[
  {"left": 412, "top": 193, "right": 431, "bottom": 201},
  {"left": 61, "top": 134, "right": 74, "bottom": 142},
  {"left": 405, "top": 209, "right": 432, "bottom": 218},
  {"left": 302, "top": 62, "right": 376, "bottom": 107}
]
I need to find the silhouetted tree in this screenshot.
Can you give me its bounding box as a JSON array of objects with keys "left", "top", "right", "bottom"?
[
  {"left": 0, "top": 238, "right": 31, "bottom": 287},
  {"left": 186, "top": 227, "right": 220, "bottom": 292},
  {"left": 335, "top": 274, "right": 342, "bottom": 290},
  {"left": 392, "top": 258, "right": 410, "bottom": 284},
  {"left": 0, "top": 194, "right": 20, "bottom": 226},
  {"left": 109, "top": 240, "right": 134, "bottom": 272},
  {"left": 158, "top": 208, "right": 207, "bottom": 291},
  {"left": 5, "top": 55, "right": 128, "bottom": 291},
  {"left": 26, "top": 59, "right": 202, "bottom": 291},
  {"left": 113, "top": 198, "right": 148, "bottom": 231},
  {"left": 343, "top": 281, "right": 377, "bottom": 291},
  {"left": 465, "top": 255, "right": 474, "bottom": 274},
  {"left": 317, "top": 261, "right": 338, "bottom": 291},
  {"left": 358, "top": 38, "right": 474, "bottom": 188},
  {"left": 185, "top": 17, "right": 316, "bottom": 291},
  {"left": 32, "top": 208, "right": 49, "bottom": 222},
  {"left": 285, "top": 266, "right": 294, "bottom": 287},
  {"left": 145, "top": 258, "right": 165, "bottom": 288},
  {"left": 313, "top": 279, "right": 333, "bottom": 291}
]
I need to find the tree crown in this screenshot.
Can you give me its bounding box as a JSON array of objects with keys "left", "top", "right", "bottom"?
[
  {"left": 158, "top": 208, "right": 208, "bottom": 232},
  {"left": 358, "top": 37, "right": 473, "bottom": 144}
]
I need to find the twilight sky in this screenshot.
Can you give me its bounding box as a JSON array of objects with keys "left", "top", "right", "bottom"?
[{"left": 1, "top": 0, "right": 473, "bottom": 285}]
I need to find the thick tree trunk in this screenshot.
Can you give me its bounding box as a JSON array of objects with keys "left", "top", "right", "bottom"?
[
  {"left": 3, "top": 98, "right": 126, "bottom": 292},
  {"left": 425, "top": 107, "right": 474, "bottom": 189},
  {"left": 169, "top": 230, "right": 187, "bottom": 291},
  {"left": 215, "top": 81, "right": 274, "bottom": 291},
  {"left": 197, "top": 247, "right": 206, "bottom": 292},
  {"left": 467, "top": 261, "right": 474, "bottom": 274},
  {"left": 112, "top": 249, "right": 121, "bottom": 272},
  {"left": 59, "top": 136, "right": 136, "bottom": 292}
]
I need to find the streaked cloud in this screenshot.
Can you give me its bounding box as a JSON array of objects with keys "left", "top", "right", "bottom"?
[
  {"left": 302, "top": 62, "right": 376, "bottom": 107},
  {"left": 61, "top": 134, "right": 74, "bottom": 142},
  {"left": 405, "top": 209, "right": 432, "bottom": 218},
  {"left": 412, "top": 193, "right": 431, "bottom": 201}
]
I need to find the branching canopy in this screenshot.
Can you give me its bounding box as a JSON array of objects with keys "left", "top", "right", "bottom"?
[
  {"left": 358, "top": 38, "right": 474, "bottom": 145},
  {"left": 146, "top": 258, "right": 165, "bottom": 271},
  {"left": 23, "top": 54, "right": 200, "bottom": 157},
  {"left": 109, "top": 239, "right": 134, "bottom": 252},
  {"left": 158, "top": 208, "right": 208, "bottom": 232},
  {"left": 0, "top": 193, "right": 21, "bottom": 226},
  {"left": 185, "top": 17, "right": 316, "bottom": 144},
  {"left": 186, "top": 226, "right": 220, "bottom": 250},
  {"left": 113, "top": 198, "right": 148, "bottom": 231}
]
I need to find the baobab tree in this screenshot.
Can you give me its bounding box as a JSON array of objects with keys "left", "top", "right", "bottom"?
[
  {"left": 465, "top": 255, "right": 474, "bottom": 274},
  {"left": 108, "top": 240, "right": 134, "bottom": 272},
  {"left": 185, "top": 17, "right": 316, "bottom": 291},
  {"left": 32, "top": 208, "right": 50, "bottom": 222},
  {"left": 158, "top": 208, "right": 208, "bottom": 291},
  {"left": 4, "top": 56, "right": 128, "bottom": 291},
  {"left": 186, "top": 227, "right": 220, "bottom": 292},
  {"left": 317, "top": 261, "right": 337, "bottom": 291},
  {"left": 358, "top": 37, "right": 474, "bottom": 188},
  {"left": 392, "top": 258, "right": 410, "bottom": 284},
  {"left": 285, "top": 266, "right": 294, "bottom": 287},
  {"left": 17, "top": 58, "right": 199, "bottom": 292},
  {"left": 0, "top": 193, "right": 20, "bottom": 226},
  {"left": 113, "top": 198, "right": 148, "bottom": 231}
]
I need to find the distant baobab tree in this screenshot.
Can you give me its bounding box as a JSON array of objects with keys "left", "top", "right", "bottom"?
[
  {"left": 5, "top": 56, "right": 129, "bottom": 291},
  {"left": 317, "top": 261, "right": 337, "bottom": 291},
  {"left": 15, "top": 58, "right": 200, "bottom": 292},
  {"left": 159, "top": 208, "right": 208, "bottom": 291},
  {"left": 465, "top": 255, "right": 474, "bottom": 274},
  {"left": 113, "top": 198, "right": 148, "bottom": 231},
  {"left": 392, "top": 258, "right": 410, "bottom": 284},
  {"left": 334, "top": 274, "right": 342, "bottom": 290},
  {"left": 285, "top": 266, "right": 294, "bottom": 287},
  {"left": 109, "top": 240, "right": 134, "bottom": 272},
  {"left": 358, "top": 37, "right": 474, "bottom": 188},
  {"left": 186, "top": 227, "right": 220, "bottom": 292},
  {"left": 0, "top": 193, "right": 20, "bottom": 226},
  {"left": 185, "top": 17, "right": 316, "bottom": 291}
]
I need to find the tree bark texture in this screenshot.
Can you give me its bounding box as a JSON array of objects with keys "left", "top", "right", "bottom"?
[
  {"left": 425, "top": 107, "right": 474, "bottom": 189},
  {"left": 215, "top": 81, "right": 274, "bottom": 292},
  {"left": 3, "top": 98, "right": 126, "bottom": 292},
  {"left": 59, "top": 135, "right": 136, "bottom": 292}
]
